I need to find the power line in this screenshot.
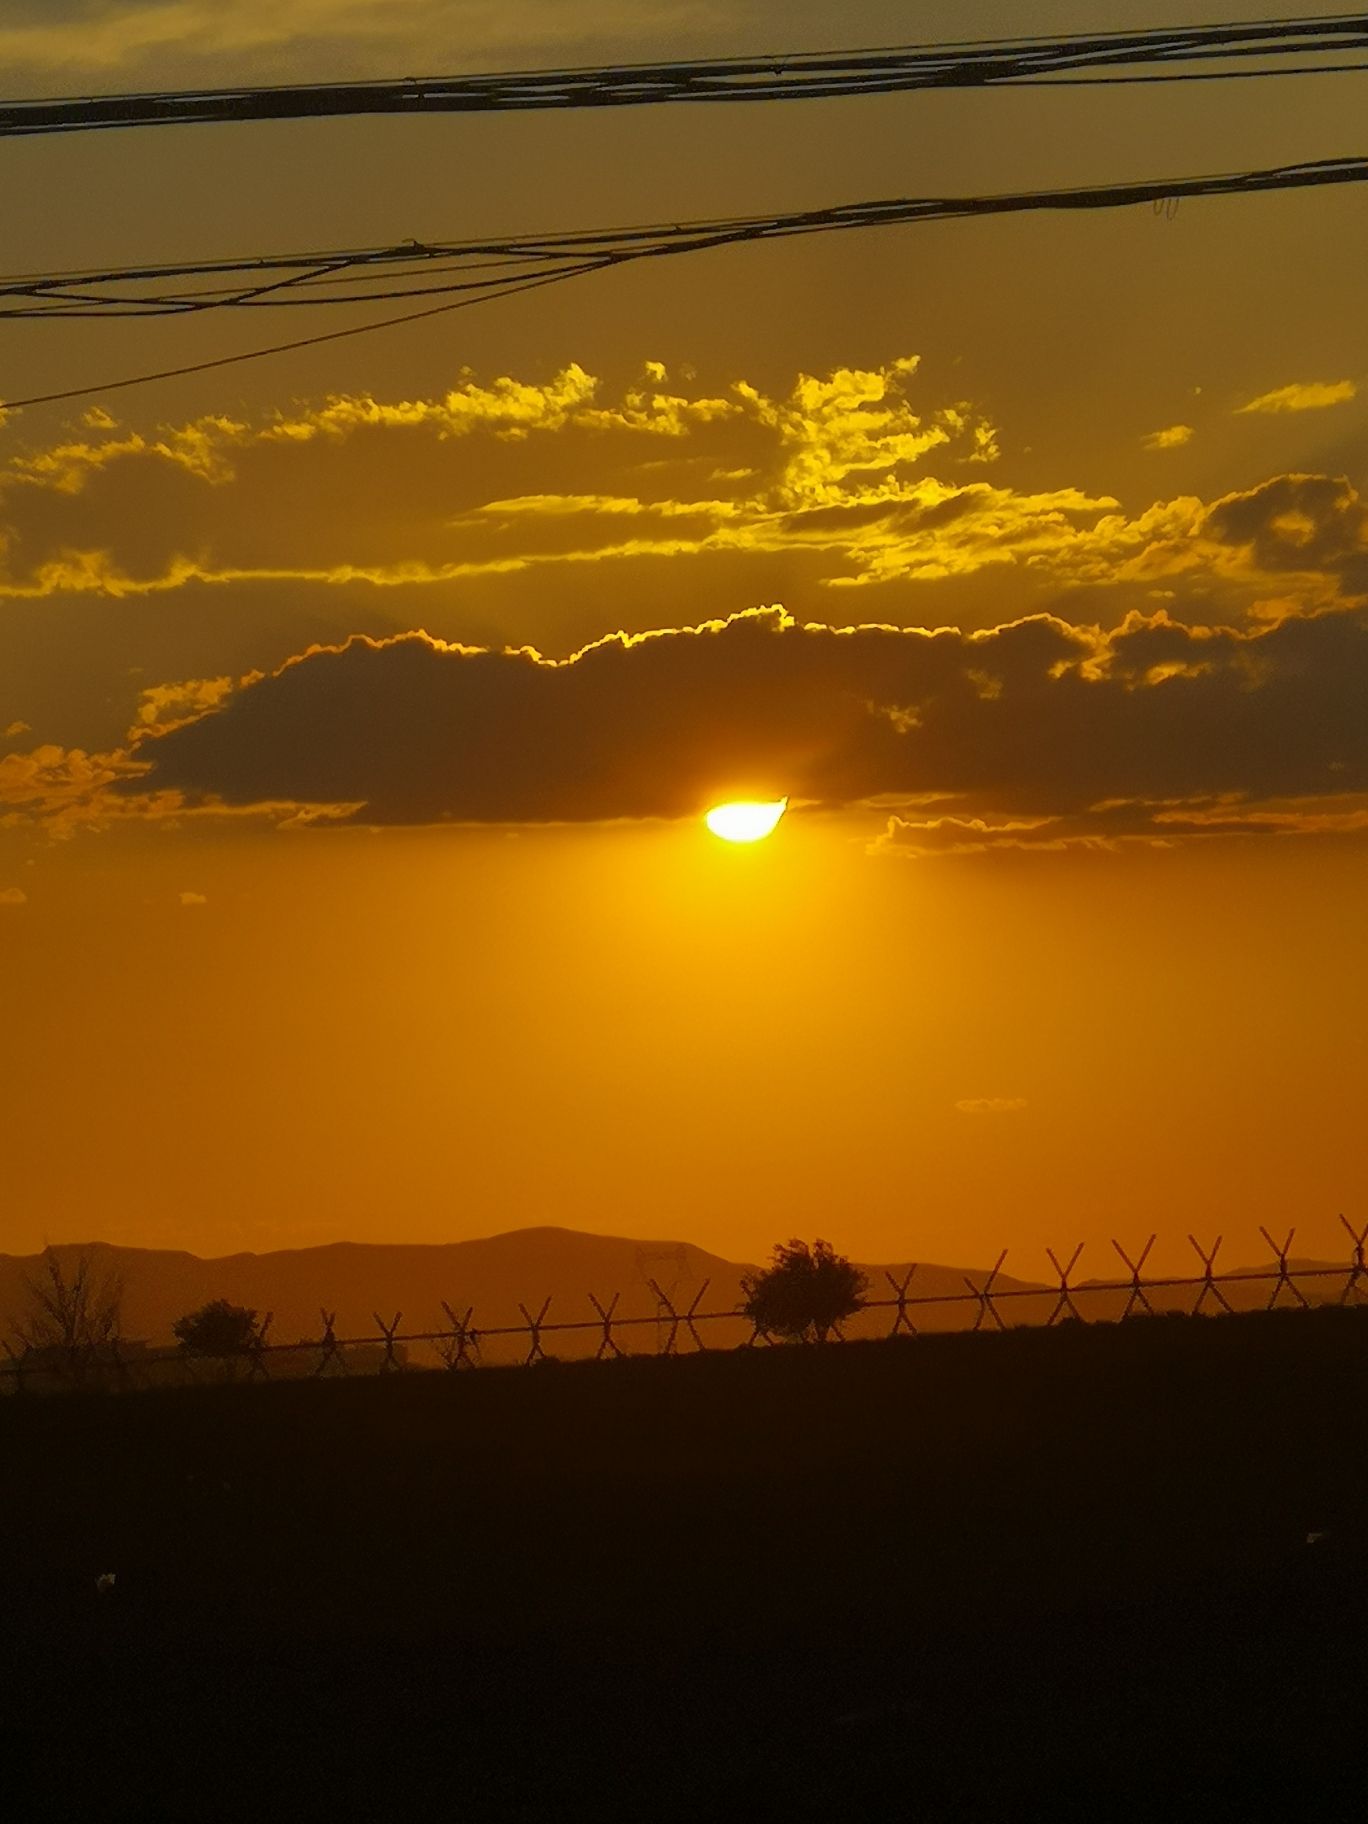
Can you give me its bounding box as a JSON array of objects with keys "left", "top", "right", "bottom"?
[
  {"left": 3, "top": 155, "right": 1364, "bottom": 321},
  {"left": 2, "top": 13, "right": 1366, "bottom": 137},
  {"left": 0, "top": 264, "right": 612, "bottom": 411},
  {"left": 2, "top": 153, "right": 1364, "bottom": 411}
]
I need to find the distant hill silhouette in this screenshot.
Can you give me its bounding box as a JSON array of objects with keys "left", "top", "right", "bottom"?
[
  {"left": 0, "top": 1231, "right": 1351, "bottom": 1363},
  {"left": 0, "top": 1229, "right": 1052, "bottom": 1360}
]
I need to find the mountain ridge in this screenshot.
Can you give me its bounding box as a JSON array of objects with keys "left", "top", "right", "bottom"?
[
  {"left": 0, "top": 1227, "right": 1045, "bottom": 1351},
  {"left": 2, "top": 1230, "right": 1353, "bottom": 1358}
]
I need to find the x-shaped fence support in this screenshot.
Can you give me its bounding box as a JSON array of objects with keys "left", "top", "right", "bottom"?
[
  {"left": 1339, "top": 1215, "right": 1368, "bottom": 1306},
  {"left": 314, "top": 1308, "right": 347, "bottom": 1376},
  {"left": 1045, "top": 1245, "right": 1085, "bottom": 1325},
  {"left": 373, "top": 1311, "right": 404, "bottom": 1372},
  {"left": 964, "top": 1250, "right": 1008, "bottom": 1331},
  {"left": 1111, "top": 1236, "right": 1157, "bottom": 1319},
  {"left": 519, "top": 1298, "right": 552, "bottom": 1365},
  {"left": 1257, "top": 1228, "right": 1309, "bottom": 1311},
  {"left": 439, "top": 1302, "right": 479, "bottom": 1369},
  {"left": 885, "top": 1267, "right": 919, "bottom": 1337},
  {"left": 1188, "top": 1235, "right": 1234, "bottom": 1316},
  {"left": 647, "top": 1279, "right": 711, "bottom": 1355},
  {"left": 245, "top": 1311, "right": 274, "bottom": 1381},
  {"left": 588, "top": 1292, "right": 624, "bottom": 1360}
]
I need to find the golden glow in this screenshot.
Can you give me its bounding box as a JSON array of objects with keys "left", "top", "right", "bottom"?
[{"left": 704, "top": 798, "right": 788, "bottom": 843}]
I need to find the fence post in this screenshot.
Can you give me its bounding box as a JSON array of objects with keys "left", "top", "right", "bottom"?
[
  {"left": 885, "top": 1267, "right": 919, "bottom": 1338},
  {"left": 519, "top": 1298, "right": 552, "bottom": 1365},
  {"left": 1187, "top": 1235, "right": 1234, "bottom": 1316},
  {"left": 246, "top": 1311, "right": 274, "bottom": 1381},
  {"left": 741, "top": 1309, "right": 775, "bottom": 1348},
  {"left": 1111, "top": 1236, "right": 1157, "bottom": 1319},
  {"left": 963, "top": 1250, "right": 1008, "bottom": 1331},
  {"left": 647, "top": 1279, "right": 683, "bottom": 1355},
  {"left": 588, "top": 1292, "right": 623, "bottom": 1360},
  {"left": 1045, "top": 1245, "right": 1085, "bottom": 1325},
  {"left": 314, "top": 1309, "right": 347, "bottom": 1376},
  {"left": 373, "top": 1311, "right": 404, "bottom": 1373},
  {"left": 1257, "top": 1227, "right": 1309, "bottom": 1311},
  {"left": 1338, "top": 1216, "right": 1368, "bottom": 1307},
  {"left": 439, "top": 1301, "right": 479, "bottom": 1369},
  {"left": 681, "top": 1279, "right": 711, "bottom": 1352}
]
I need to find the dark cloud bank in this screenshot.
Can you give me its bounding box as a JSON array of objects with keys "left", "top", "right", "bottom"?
[{"left": 128, "top": 598, "right": 1368, "bottom": 830}]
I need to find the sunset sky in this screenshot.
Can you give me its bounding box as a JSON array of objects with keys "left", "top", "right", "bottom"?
[{"left": 2, "top": 1, "right": 1366, "bottom": 1272}]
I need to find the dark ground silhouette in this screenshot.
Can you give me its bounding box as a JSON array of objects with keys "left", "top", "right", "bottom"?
[{"left": 4, "top": 1307, "right": 1366, "bottom": 1818}]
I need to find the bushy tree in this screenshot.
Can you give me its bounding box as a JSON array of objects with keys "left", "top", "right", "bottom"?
[
  {"left": 173, "top": 1299, "right": 259, "bottom": 1357},
  {"left": 14, "top": 1247, "right": 124, "bottom": 1359},
  {"left": 740, "top": 1238, "right": 867, "bottom": 1343}
]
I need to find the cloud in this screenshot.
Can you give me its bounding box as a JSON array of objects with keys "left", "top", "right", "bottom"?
[
  {"left": 135, "top": 677, "right": 235, "bottom": 732},
  {"left": 1, "top": 743, "right": 146, "bottom": 832},
  {"left": 0, "top": 358, "right": 1016, "bottom": 603},
  {"left": 1201, "top": 474, "right": 1368, "bottom": 594},
  {"left": 0, "top": 886, "right": 27, "bottom": 906},
  {"left": 85, "top": 599, "right": 1368, "bottom": 838},
  {"left": 0, "top": 2, "right": 720, "bottom": 82},
  {"left": 4, "top": 362, "right": 1364, "bottom": 630},
  {"left": 872, "top": 814, "right": 1125, "bottom": 858},
  {"left": 4, "top": 721, "right": 30, "bottom": 739},
  {"left": 1142, "top": 425, "right": 1193, "bottom": 452},
  {"left": 0, "top": 738, "right": 347, "bottom": 836},
  {"left": 178, "top": 890, "right": 207, "bottom": 907},
  {"left": 1236, "top": 381, "right": 1358, "bottom": 416},
  {"left": 955, "top": 1098, "right": 1027, "bottom": 1115}
]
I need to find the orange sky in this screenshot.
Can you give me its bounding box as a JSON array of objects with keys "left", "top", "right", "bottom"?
[{"left": 1, "top": 2, "right": 1366, "bottom": 1271}]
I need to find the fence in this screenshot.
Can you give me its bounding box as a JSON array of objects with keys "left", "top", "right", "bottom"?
[{"left": 3, "top": 1219, "right": 1365, "bottom": 1394}]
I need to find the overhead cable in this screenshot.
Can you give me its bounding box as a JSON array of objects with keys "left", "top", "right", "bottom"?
[
  {"left": 2, "top": 13, "right": 1367, "bottom": 137},
  {"left": 3, "top": 153, "right": 1365, "bottom": 410}
]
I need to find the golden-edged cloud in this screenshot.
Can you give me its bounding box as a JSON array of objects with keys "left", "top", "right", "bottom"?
[
  {"left": 5, "top": 358, "right": 1363, "bottom": 631},
  {"left": 40, "top": 601, "right": 1356, "bottom": 845},
  {"left": 1, "top": 358, "right": 999, "bottom": 599},
  {"left": 1236, "top": 380, "right": 1357, "bottom": 415},
  {"left": 5, "top": 360, "right": 1367, "bottom": 790},
  {"left": 1142, "top": 424, "right": 1193, "bottom": 452}
]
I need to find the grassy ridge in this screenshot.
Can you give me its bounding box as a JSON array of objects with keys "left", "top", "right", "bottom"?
[{"left": 5, "top": 1307, "right": 1367, "bottom": 1816}]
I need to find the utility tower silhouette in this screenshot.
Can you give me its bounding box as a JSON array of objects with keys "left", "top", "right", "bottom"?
[{"left": 632, "top": 1244, "right": 695, "bottom": 1353}]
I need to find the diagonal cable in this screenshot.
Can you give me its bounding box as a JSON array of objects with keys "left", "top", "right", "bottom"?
[
  {"left": 1, "top": 14, "right": 1367, "bottom": 137},
  {"left": 2, "top": 153, "right": 1365, "bottom": 409}
]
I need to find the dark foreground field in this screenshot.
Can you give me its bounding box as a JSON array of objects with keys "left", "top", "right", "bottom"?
[{"left": 4, "top": 1308, "right": 1367, "bottom": 1819}]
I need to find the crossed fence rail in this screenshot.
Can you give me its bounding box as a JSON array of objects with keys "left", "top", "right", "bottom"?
[{"left": 3, "top": 1219, "right": 1365, "bottom": 1394}]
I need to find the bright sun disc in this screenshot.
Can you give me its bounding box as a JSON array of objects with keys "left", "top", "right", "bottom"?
[{"left": 704, "top": 798, "right": 788, "bottom": 843}]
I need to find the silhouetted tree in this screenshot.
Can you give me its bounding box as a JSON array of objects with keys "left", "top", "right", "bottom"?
[
  {"left": 173, "top": 1299, "right": 259, "bottom": 1357},
  {"left": 13, "top": 1247, "right": 124, "bottom": 1376},
  {"left": 740, "top": 1239, "right": 867, "bottom": 1343}
]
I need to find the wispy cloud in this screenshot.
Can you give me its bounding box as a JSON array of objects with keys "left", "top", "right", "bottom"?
[
  {"left": 1142, "top": 424, "right": 1193, "bottom": 451},
  {"left": 954, "top": 1097, "right": 1027, "bottom": 1115},
  {"left": 0, "top": 2, "right": 721, "bottom": 80},
  {"left": 7, "top": 359, "right": 1365, "bottom": 627},
  {"left": 1236, "top": 380, "right": 1357, "bottom": 415}
]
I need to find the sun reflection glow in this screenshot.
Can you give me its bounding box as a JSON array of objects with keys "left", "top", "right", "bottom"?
[{"left": 704, "top": 799, "right": 788, "bottom": 843}]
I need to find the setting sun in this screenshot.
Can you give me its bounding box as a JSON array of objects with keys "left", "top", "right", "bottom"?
[{"left": 704, "top": 798, "right": 789, "bottom": 843}]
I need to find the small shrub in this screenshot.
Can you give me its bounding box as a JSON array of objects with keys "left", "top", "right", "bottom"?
[
  {"left": 173, "top": 1299, "right": 259, "bottom": 1357},
  {"left": 740, "top": 1238, "right": 867, "bottom": 1344}
]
